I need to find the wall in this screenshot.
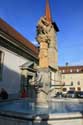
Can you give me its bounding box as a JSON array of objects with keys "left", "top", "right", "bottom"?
[{"left": 0, "top": 46, "right": 28, "bottom": 94}]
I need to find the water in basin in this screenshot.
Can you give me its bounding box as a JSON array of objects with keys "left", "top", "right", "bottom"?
[{"left": 0, "top": 99, "right": 83, "bottom": 115}]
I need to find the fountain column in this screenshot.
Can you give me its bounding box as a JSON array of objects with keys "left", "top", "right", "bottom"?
[
  {"left": 36, "top": 18, "right": 51, "bottom": 106},
  {"left": 35, "top": 0, "right": 59, "bottom": 107}
]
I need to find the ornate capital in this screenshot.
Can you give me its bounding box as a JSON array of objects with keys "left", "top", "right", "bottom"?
[{"left": 36, "top": 16, "right": 53, "bottom": 44}]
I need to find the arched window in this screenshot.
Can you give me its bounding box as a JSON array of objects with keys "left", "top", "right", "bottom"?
[
  {"left": 77, "top": 87, "right": 81, "bottom": 91},
  {"left": 62, "top": 88, "right": 67, "bottom": 92}
]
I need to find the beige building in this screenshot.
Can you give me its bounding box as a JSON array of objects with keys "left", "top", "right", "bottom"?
[{"left": 59, "top": 65, "right": 83, "bottom": 92}]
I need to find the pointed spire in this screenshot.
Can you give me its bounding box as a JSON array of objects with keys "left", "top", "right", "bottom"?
[{"left": 45, "top": 0, "right": 52, "bottom": 22}]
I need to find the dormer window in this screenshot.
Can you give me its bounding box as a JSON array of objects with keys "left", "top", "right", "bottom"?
[
  {"left": 77, "top": 69, "right": 79, "bottom": 72},
  {"left": 70, "top": 69, "right": 72, "bottom": 72}
]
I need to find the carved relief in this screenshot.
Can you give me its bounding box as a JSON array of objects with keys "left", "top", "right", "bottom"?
[
  {"left": 36, "top": 16, "right": 57, "bottom": 69},
  {"left": 36, "top": 16, "right": 54, "bottom": 44}
]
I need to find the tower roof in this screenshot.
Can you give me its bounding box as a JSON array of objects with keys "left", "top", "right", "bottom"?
[
  {"left": 45, "top": 0, "right": 52, "bottom": 22},
  {"left": 45, "top": 0, "right": 59, "bottom": 32}
]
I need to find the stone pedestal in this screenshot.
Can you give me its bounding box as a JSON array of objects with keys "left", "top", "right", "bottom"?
[
  {"left": 36, "top": 91, "right": 48, "bottom": 107},
  {"left": 39, "top": 41, "right": 48, "bottom": 68},
  {"left": 36, "top": 68, "right": 51, "bottom": 107}
]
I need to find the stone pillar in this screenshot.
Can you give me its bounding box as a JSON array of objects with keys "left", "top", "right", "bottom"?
[
  {"left": 36, "top": 15, "right": 59, "bottom": 106},
  {"left": 35, "top": 68, "right": 50, "bottom": 107},
  {"left": 39, "top": 41, "right": 48, "bottom": 68},
  {"left": 36, "top": 91, "right": 48, "bottom": 106}
]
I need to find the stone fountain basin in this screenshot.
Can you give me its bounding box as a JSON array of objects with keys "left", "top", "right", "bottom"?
[{"left": 0, "top": 98, "right": 83, "bottom": 125}]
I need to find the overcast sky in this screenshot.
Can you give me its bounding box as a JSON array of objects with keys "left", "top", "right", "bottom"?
[{"left": 0, "top": 0, "right": 83, "bottom": 66}]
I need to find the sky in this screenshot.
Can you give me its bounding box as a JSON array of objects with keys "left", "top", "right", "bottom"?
[{"left": 0, "top": 0, "right": 83, "bottom": 66}]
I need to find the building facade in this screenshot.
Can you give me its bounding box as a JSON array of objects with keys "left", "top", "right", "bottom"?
[
  {"left": 0, "top": 18, "right": 38, "bottom": 96},
  {"left": 59, "top": 66, "right": 83, "bottom": 92}
]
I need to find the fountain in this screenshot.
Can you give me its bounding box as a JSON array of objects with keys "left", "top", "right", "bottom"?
[
  {"left": 35, "top": 0, "right": 60, "bottom": 107},
  {"left": 0, "top": 0, "right": 83, "bottom": 125}
]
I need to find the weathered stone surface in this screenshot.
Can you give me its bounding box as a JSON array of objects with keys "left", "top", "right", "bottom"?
[
  {"left": 39, "top": 42, "right": 48, "bottom": 68},
  {"left": 35, "top": 0, "right": 60, "bottom": 106}
]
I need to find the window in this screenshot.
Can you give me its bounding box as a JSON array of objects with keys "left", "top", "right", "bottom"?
[
  {"left": 69, "top": 87, "right": 75, "bottom": 91},
  {"left": 63, "top": 82, "right": 65, "bottom": 85},
  {"left": 0, "top": 50, "right": 4, "bottom": 80},
  {"left": 70, "top": 69, "right": 72, "bottom": 72},
  {"left": 62, "top": 70, "right": 65, "bottom": 73},
  {"left": 71, "top": 81, "right": 73, "bottom": 86},
  {"left": 77, "top": 69, "right": 79, "bottom": 72},
  {"left": 62, "top": 88, "right": 67, "bottom": 92},
  {"left": 77, "top": 81, "right": 80, "bottom": 85},
  {"left": 77, "top": 87, "right": 81, "bottom": 91}
]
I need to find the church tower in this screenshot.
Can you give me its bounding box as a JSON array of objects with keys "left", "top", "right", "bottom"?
[
  {"left": 45, "top": 0, "right": 59, "bottom": 68},
  {"left": 45, "top": 0, "right": 52, "bottom": 23},
  {"left": 36, "top": 0, "right": 59, "bottom": 69}
]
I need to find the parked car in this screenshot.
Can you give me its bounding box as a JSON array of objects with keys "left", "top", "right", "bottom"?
[
  {"left": 67, "top": 91, "right": 75, "bottom": 98},
  {"left": 75, "top": 91, "right": 83, "bottom": 98},
  {"left": 79, "top": 91, "right": 83, "bottom": 98},
  {"left": 53, "top": 92, "right": 64, "bottom": 98}
]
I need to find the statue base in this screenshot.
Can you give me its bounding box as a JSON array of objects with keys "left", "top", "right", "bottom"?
[
  {"left": 35, "top": 68, "right": 50, "bottom": 107},
  {"left": 36, "top": 91, "right": 48, "bottom": 107}
]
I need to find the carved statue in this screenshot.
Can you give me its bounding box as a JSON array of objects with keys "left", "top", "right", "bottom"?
[
  {"left": 36, "top": 16, "right": 54, "bottom": 44},
  {"left": 34, "top": 70, "right": 50, "bottom": 96}
]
